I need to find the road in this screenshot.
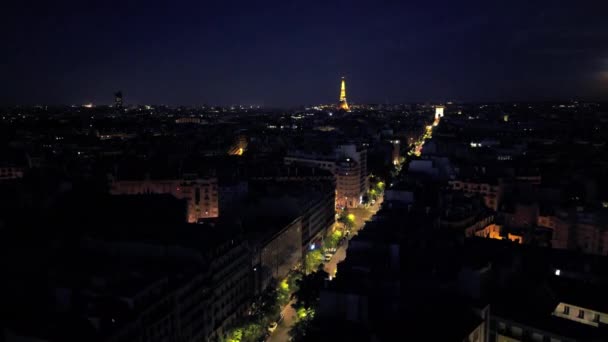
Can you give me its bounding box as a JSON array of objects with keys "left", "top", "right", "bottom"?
[
  {"left": 324, "top": 240, "right": 348, "bottom": 277},
  {"left": 268, "top": 300, "right": 295, "bottom": 342},
  {"left": 324, "top": 196, "right": 383, "bottom": 277}
]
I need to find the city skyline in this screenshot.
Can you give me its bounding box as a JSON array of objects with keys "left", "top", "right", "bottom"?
[
  {"left": 2, "top": 0, "right": 608, "bottom": 106},
  {"left": 3, "top": 2, "right": 608, "bottom": 342}
]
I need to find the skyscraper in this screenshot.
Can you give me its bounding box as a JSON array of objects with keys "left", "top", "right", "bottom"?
[
  {"left": 338, "top": 77, "right": 349, "bottom": 111},
  {"left": 114, "top": 91, "right": 123, "bottom": 109}
]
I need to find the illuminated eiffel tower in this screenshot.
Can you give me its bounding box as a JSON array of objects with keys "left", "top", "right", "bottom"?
[{"left": 338, "top": 77, "right": 350, "bottom": 111}]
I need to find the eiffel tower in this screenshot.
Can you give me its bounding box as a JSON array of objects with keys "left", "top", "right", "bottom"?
[{"left": 338, "top": 77, "right": 350, "bottom": 111}]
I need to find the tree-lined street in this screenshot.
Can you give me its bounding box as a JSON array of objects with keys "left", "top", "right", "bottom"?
[
  {"left": 266, "top": 189, "right": 385, "bottom": 341},
  {"left": 325, "top": 196, "right": 383, "bottom": 277}
]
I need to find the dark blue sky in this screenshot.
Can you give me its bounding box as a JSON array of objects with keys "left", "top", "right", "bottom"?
[{"left": 2, "top": 0, "right": 607, "bottom": 106}]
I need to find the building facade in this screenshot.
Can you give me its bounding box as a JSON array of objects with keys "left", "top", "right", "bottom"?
[
  {"left": 0, "top": 166, "right": 24, "bottom": 180},
  {"left": 335, "top": 159, "right": 362, "bottom": 208},
  {"left": 538, "top": 210, "right": 608, "bottom": 256},
  {"left": 285, "top": 144, "right": 368, "bottom": 208},
  {"left": 106, "top": 239, "right": 251, "bottom": 342},
  {"left": 110, "top": 176, "right": 219, "bottom": 223},
  {"left": 256, "top": 218, "right": 303, "bottom": 292},
  {"left": 449, "top": 180, "right": 501, "bottom": 211}
]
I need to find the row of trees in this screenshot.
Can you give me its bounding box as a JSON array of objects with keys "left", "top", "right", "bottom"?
[
  {"left": 289, "top": 265, "right": 329, "bottom": 341},
  {"left": 369, "top": 178, "right": 386, "bottom": 201},
  {"left": 223, "top": 285, "right": 277, "bottom": 342},
  {"left": 304, "top": 249, "right": 323, "bottom": 274},
  {"left": 225, "top": 262, "right": 330, "bottom": 342},
  {"left": 305, "top": 213, "right": 351, "bottom": 273},
  {"left": 223, "top": 271, "right": 303, "bottom": 342},
  {"left": 337, "top": 211, "right": 355, "bottom": 230}
]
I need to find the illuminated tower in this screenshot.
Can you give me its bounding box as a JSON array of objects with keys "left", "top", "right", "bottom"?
[{"left": 338, "top": 77, "right": 349, "bottom": 111}]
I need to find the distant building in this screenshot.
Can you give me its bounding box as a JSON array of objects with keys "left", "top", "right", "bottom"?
[
  {"left": 249, "top": 166, "right": 335, "bottom": 252},
  {"left": 334, "top": 158, "right": 362, "bottom": 208},
  {"left": 408, "top": 159, "right": 440, "bottom": 179},
  {"left": 0, "top": 166, "right": 24, "bottom": 180},
  {"left": 175, "top": 117, "right": 205, "bottom": 125},
  {"left": 284, "top": 144, "right": 368, "bottom": 208},
  {"left": 435, "top": 105, "right": 445, "bottom": 119},
  {"left": 538, "top": 209, "right": 608, "bottom": 256},
  {"left": 114, "top": 91, "right": 123, "bottom": 109},
  {"left": 449, "top": 179, "right": 501, "bottom": 211},
  {"left": 110, "top": 175, "right": 219, "bottom": 223},
  {"left": 0, "top": 148, "right": 27, "bottom": 180}
]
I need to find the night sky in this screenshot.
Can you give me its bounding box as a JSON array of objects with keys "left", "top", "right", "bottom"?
[{"left": 2, "top": 0, "right": 607, "bottom": 106}]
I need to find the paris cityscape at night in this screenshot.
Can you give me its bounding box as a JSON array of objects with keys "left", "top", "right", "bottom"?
[{"left": 2, "top": 1, "right": 608, "bottom": 341}]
